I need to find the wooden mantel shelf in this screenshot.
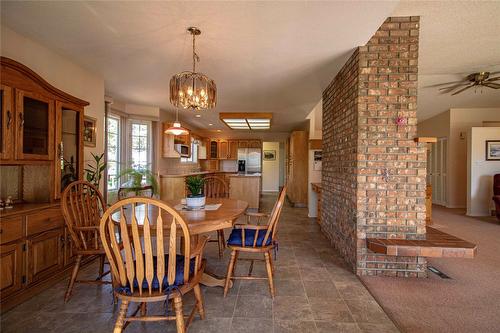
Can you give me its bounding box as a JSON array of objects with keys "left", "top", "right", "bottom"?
[
  {"left": 366, "top": 227, "right": 477, "bottom": 258},
  {"left": 414, "top": 137, "right": 437, "bottom": 143}
]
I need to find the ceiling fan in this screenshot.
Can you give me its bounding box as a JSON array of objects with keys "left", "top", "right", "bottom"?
[{"left": 438, "top": 71, "right": 500, "bottom": 95}]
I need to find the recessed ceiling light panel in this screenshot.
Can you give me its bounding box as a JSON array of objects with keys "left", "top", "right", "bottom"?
[{"left": 219, "top": 113, "right": 272, "bottom": 131}]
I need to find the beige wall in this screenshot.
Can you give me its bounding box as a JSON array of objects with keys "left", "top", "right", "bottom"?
[
  {"left": 1, "top": 25, "right": 105, "bottom": 165},
  {"left": 418, "top": 108, "right": 500, "bottom": 208},
  {"left": 262, "top": 142, "right": 280, "bottom": 192},
  {"left": 467, "top": 127, "right": 500, "bottom": 216}
]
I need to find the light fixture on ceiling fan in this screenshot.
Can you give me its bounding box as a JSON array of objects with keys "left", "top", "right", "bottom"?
[
  {"left": 169, "top": 27, "right": 217, "bottom": 110},
  {"left": 438, "top": 71, "right": 500, "bottom": 95}
]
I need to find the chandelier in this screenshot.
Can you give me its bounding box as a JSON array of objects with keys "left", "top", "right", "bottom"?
[{"left": 170, "top": 27, "right": 217, "bottom": 110}]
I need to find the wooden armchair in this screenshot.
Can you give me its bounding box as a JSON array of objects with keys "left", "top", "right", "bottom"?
[
  {"left": 61, "top": 181, "right": 112, "bottom": 302},
  {"left": 99, "top": 197, "right": 208, "bottom": 333},
  {"left": 203, "top": 175, "right": 229, "bottom": 258},
  {"left": 224, "top": 186, "right": 287, "bottom": 298}
]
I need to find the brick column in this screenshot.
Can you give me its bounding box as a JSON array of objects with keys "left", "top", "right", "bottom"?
[{"left": 322, "top": 16, "right": 427, "bottom": 277}]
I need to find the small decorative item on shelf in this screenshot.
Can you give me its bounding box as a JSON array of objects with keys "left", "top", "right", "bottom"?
[
  {"left": 396, "top": 116, "right": 406, "bottom": 126},
  {"left": 185, "top": 175, "right": 206, "bottom": 209},
  {"left": 5, "top": 196, "right": 13, "bottom": 209}
]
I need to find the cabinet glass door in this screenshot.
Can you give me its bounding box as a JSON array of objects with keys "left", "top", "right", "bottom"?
[
  {"left": 16, "top": 90, "right": 54, "bottom": 160},
  {"left": 54, "top": 102, "right": 82, "bottom": 199},
  {"left": 0, "top": 85, "right": 13, "bottom": 160}
]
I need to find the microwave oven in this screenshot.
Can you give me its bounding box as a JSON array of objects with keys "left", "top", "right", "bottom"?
[{"left": 174, "top": 144, "right": 190, "bottom": 157}]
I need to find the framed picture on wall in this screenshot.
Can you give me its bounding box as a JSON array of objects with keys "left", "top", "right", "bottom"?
[
  {"left": 486, "top": 140, "right": 500, "bottom": 161},
  {"left": 263, "top": 150, "right": 276, "bottom": 161},
  {"left": 83, "top": 116, "right": 97, "bottom": 147}
]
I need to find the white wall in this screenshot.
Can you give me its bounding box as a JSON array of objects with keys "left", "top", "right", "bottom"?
[
  {"left": 1, "top": 25, "right": 105, "bottom": 165},
  {"left": 418, "top": 108, "right": 500, "bottom": 208},
  {"left": 262, "top": 142, "right": 280, "bottom": 192},
  {"left": 467, "top": 127, "right": 500, "bottom": 216}
]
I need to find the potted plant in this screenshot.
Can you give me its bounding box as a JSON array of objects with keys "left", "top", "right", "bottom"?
[
  {"left": 118, "top": 165, "right": 159, "bottom": 196},
  {"left": 185, "top": 175, "right": 206, "bottom": 208},
  {"left": 85, "top": 152, "right": 106, "bottom": 188}
]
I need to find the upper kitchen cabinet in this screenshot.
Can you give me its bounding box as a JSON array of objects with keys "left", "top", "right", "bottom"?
[
  {"left": 249, "top": 140, "right": 262, "bottom": 149},
  {"left": 218, "top": 139, "right": 228, "bottom": 159},
  {"left": 228, "top": 140, "right": 238, "bottom": 159},
  {"left": 0, "top": 85, "right": 14, "bottom": 160},
  {"left": 210, "top": 140, "right": 218, "bottom": 159},
  {"left": 15, "top": 89, "right": 54, "bottom": 161}
]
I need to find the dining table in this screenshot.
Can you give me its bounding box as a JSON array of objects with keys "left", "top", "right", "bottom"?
[{"left": 111, "top": 198, "right": 249, "bottom": 288}]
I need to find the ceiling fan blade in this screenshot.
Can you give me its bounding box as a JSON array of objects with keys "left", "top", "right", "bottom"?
[
  {"left": 425, "top": 80, "right": 466, "bottom": 88},
  {"left": 451, "top": 84, "right": 474, "bottom": 95},
  {"left": 438, "top": 82, "right": 470, "bottom": 91},
  {"left": 483, "top": 82, "right": 500, "bottom": 89}
]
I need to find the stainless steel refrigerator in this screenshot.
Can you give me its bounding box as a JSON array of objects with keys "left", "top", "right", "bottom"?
[{"left": 237, "top": 148, "right": 261, "bottom": 174}]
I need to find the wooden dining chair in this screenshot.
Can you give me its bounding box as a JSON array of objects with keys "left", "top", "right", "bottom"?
[
  {"left": 61, "top": 180, "right": 112, "bottom": 302},
  {"left": 223, "top": 186, "right": 287, "bottom": 298},
  {"left": 99, "top": 197, "right": 208, "bottom": 333},
  {"left": 203, "top": 175, "right": 229, "bottom": 258}
]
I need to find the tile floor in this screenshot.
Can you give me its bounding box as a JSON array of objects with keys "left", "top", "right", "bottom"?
[{"left": 1, "top": 194, "right": 399, "bottom": 333}]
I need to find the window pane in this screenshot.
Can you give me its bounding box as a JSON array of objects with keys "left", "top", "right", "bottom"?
[{"left": 106, "top": 116, "right": 120, "bottom": 190}]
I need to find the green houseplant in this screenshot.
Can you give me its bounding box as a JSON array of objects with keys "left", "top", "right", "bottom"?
[
  {"left": 185, "top": 175, "right": 206, "bottom": 208},
  {"left": 118, "top": 165, "right": 159, "bottom": 196},
  {"left": 85, "top": 152, "right": 106, "bottom": 188}
]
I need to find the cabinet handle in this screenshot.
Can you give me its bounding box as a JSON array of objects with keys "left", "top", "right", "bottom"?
[
  {"left": 19, "top": 112, "right": 24, "bottom": 128},
  {"left": 6, "top": 110, "right": 12, "bottom": 129}
]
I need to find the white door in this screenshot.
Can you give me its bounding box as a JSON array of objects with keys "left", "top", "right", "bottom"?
[{"left": 428, "top": 138, "right": 447, "bottom": 206}]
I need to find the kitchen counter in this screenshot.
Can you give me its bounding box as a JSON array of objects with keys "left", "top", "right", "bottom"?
[
  {"left": 229, "top": 176, "right": 261, "bottom": 209},
  {"left": 160, "top": 171, "right": 238, "bottom": 178},
  {"left": 228, "top": 173, "right": 261, "bottom": 177}
]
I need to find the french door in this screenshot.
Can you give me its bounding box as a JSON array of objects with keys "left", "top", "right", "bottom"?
[{"left": 428, "top": 137, "right": 447, "bottom": 206}]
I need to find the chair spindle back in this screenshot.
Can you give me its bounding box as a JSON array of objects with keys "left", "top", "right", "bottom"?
[
  {"left": 61, "top": 181, "right": 106, "bottom": 252},
  {"left": 262, "top": 185, "right": 287, "bottom": 245},
  {"left": 100, "top": 197, "right": 197, "bottom": 296},
  {"left": 203, "top": 176, "right": 229, "bottom": 199}
]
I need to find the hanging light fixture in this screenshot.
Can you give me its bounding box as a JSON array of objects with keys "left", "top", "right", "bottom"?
[
  {"left": 164, "top": 108, "right": 189, "bottom": 136},
  {"left": 170, "top": 27, "right": 217, "bottom": 110}
]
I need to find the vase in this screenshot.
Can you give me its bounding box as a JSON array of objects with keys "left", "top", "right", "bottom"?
[{"left": 186, "top": 194, "right": 206, "bottom": 209}]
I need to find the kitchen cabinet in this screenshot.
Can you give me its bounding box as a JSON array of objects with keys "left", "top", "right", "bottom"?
[
  {"left": 210, "top": 140, "right": 218, "bottom": 159},
  {"left": 15, "top": 89, "right": 55, "bottom": 161},
  {"left": 218, "top": 140, "right": 228, "bottom": 159},
  {"left": 249, "top": 140, "right": 262, "bottom": 149},
  {"left": 228, "top": 140, "right": 238, "bottom": 159},
  {"left": 238, "top": 140, "right": 248, "bottom": 148},
  {"left": 0, "top": 84, "right": 14, "bottom": 160},
  {"left": 0, "top": 241, "right": 24, "bottom": 297},
  {"left": 287, "top": 131, "right": 308, "bottom": 207},
  {"left": 229, "top": 175, "right": 261, "bottom": 209},
  {"left": 198, "top": 138, "right": 207, "bottom": 159},
  {"left": 26, "top": 228, "right": 64, "bottom": 284}
]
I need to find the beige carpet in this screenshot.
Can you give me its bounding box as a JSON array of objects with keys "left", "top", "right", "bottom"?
[{"left": 361, "top": 206, "right": 500, "bottom": 333}]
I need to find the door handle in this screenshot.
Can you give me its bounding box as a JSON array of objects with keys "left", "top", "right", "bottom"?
[
  {"left": 6, "top": 110, "right": 12, "bottom": 129},
  {"left": 19, "top": 112, "right": 24, "bottom": 128}
]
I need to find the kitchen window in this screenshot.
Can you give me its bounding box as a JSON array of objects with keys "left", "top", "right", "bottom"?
[{"left": 106, "top": 115, "right": 120, "bottom": 190}]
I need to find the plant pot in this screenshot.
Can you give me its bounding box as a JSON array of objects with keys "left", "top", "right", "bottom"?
[{"left": 186, "top": 194, "right": 206, "bottom": 209}]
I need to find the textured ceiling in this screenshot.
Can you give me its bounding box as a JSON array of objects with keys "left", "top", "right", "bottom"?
[
  {"left": 1, "top": 1, "right": 498, "bottom": 132},
  {"left": 0, "top": 1, "right": 396, "bottom": 134},
  {"left": 392, "top": 1, "right": 500, "bottom": 121}
]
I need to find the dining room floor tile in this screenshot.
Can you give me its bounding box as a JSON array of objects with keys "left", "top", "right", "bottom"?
[{"left": 0, "top": 193, "right": 399, "bottom": 332}]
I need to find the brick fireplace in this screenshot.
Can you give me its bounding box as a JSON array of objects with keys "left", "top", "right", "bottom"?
[{"left": 322, "top": 16, "right": 428, "bottom": 277}]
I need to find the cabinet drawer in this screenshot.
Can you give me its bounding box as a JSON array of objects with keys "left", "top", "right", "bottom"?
[
  {"left": 26, "top": 208, "right": 64, "bottom": 236},
  {"left": 0, "top": 216, "right": 24, "bottom": 245}
]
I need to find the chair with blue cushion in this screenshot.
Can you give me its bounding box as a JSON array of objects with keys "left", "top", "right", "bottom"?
[
  {"left": 203, "top": 175, "right": 229, "bottom": 258},
  {"left": 223, "top": 186, "right": 287, "bottom": 298},
  {"left": 99, "top": 197, "right": 208, "bottom": 333}
]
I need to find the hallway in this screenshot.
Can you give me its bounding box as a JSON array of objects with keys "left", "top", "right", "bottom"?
[{"left": 1, "top": 194, "right": 398, "bottom": 333}]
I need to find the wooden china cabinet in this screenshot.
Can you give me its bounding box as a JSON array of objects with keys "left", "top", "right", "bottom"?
[{"left": 0, "top": 57, "right": 89, "bottom": 312}]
